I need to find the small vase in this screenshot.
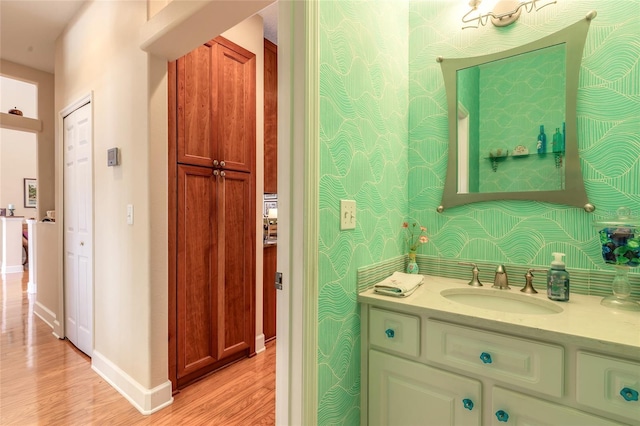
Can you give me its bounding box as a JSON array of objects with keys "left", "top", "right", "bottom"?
[{"left": 406, "top": 250, "right": 419, "bottom": 274}]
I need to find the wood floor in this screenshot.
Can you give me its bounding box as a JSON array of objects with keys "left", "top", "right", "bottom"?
[{"left": 0, "top": 271, "right": 275, "bottom": 425}]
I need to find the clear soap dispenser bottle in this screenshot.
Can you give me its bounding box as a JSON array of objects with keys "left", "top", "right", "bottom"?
[
  {"left": 547, "top": 252, "right": 570, "bottom": 301},
  {"left": 537, "top": 125, "right": 547, "bottom": 154}
]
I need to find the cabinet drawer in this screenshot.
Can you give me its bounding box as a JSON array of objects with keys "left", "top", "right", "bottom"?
[
  {"left": 576, "top": 351, "right": 640, "bottom": 423},
  {"left": 492, "top": 387, "right": 622, "bottom": 425},
  {"left": 425, "top": 319, "right": 563, "bottom": 397},
  {"left": 369, "top": 308, "right": 420, "bottom": 357}
]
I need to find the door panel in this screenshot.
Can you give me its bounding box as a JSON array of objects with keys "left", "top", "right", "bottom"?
[
  {"left": 177, "top": 44, "right": 215, "bottom": 167},
  {"left": 63, "top": 102, "right": 93, "bottom": 357},
  {"left": 215, "top": 43, "right": 255, "bottom": 173},
  {"left": 177, "top": 165, "right": 219, "bottom": 378},
  {"left": 218, "top": 170, "right": 253, "bottom": 359}
]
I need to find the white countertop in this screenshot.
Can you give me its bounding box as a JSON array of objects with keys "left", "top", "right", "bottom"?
[{"left": 358, "top": 274, "right": 640, "bottom": 357}]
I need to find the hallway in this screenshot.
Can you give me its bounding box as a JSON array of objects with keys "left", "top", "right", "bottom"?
[{"left": 0, "top": 271, "right": 275, "bottom": 425}]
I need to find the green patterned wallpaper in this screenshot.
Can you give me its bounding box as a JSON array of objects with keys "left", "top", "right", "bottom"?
[
  {"left": 409, "top": 0, "right": 640, "bottom": 273},
  {"left": 318, "top": 1, "right": 409, "bottom": 424},
  {"left": 317, "top": 0, "right": 639, "bottom": 424}
]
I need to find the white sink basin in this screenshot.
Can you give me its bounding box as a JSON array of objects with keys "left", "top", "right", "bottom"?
[{"left": 441, "top": 287, "right": 563, "bottom": 315}]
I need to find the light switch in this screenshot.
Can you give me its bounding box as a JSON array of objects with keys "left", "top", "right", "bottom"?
[
  {"left": 127, "top": 204, "right": 134, "bottom": 225},
  {"left": 340, "top": 200, "right": 356, "bottom": 230}
]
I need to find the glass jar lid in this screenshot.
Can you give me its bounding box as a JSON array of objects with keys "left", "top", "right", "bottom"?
[{"left": 593, "top": 206, "right": 640, "bottom": 229}]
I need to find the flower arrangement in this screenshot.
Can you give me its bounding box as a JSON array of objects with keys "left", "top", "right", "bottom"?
[{"left": 402, "top": 222, "right": 428, "bottom": 253}]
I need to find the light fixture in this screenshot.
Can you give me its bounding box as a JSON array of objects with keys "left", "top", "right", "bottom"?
[{"left": 462, "top": 0, "right": 557, "bottom": 29}]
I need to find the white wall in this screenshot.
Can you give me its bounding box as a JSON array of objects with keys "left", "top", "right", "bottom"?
[
  {"left": 55, "top": 0, "right": 171, "bottom": 412},
  {"left": 0, "top": 128, "right": 37, "bottom": 219},
  {"left": 0, "top": 76, "right": 38, "bottom": 219},
  {"left": 0, "top": 60, "right": 56, "bottom": 217}
]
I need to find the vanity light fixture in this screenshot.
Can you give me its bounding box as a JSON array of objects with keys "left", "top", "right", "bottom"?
[{"left": 462, "top": 0, "right": 557, "bottom": 29}]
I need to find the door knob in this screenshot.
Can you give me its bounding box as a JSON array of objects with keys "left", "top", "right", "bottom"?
[
  {"left": 213, "top": 160, "right": 219, "bottom": 166},
  {"left": 220, "top": 161, "right": 226, "bottom": 167},
  {"left": 220, "top": 171, "right": 226, "bottom": 177},
  {"left": 213, "top": 170, "right": 219, "bottom": 176}
]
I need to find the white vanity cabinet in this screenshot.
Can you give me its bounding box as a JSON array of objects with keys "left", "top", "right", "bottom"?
[{"left": 360, "top": 280, "right": 639, "bottom": 426}]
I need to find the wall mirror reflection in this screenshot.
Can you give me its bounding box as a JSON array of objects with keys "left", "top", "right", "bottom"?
[{"left": 438, "top": 12, "right": 597, "bottom": 212}]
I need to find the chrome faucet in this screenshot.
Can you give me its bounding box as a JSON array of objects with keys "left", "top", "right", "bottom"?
[{"left": 492, "top": 264, "right": 510, "bottom": 290}]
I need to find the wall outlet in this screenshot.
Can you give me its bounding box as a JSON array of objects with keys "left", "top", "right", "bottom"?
[{"left": 340, "top": 200, "right": 356, "bottom": 230}]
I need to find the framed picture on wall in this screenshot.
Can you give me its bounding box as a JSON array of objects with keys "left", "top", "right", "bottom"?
[{"left": 24, "top": 178, "right": 37, "bottom": 208}]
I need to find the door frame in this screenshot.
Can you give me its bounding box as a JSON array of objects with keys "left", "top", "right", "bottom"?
[{"left": 58, "top": 92, "right": 94, "bottom": 346}]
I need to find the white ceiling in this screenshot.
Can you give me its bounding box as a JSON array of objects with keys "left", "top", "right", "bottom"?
[
  {"left": 0, "top": 0, "right": 277, "bottom": 75},
  {"left": 0, "top": 0, "right": 87, "bottom": 73}
]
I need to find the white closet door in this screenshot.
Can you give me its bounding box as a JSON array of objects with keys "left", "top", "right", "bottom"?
[{"left": 63, "top": 102, "right": 93, "bottom": 356}]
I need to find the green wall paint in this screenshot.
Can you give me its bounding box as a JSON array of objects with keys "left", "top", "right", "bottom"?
[
  {"left": 317, "top": 0, "right": 639, "bottom": 423},
  {"left": 318, "top": 1, "right": 409, "bottom": 424},
  {"left": 409, "top": 0, "right": 640, "bottom": 273}
]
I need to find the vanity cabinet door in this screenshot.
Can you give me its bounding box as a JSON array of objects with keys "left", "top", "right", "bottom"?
[
  {"left": 369, "top": 350, "right": 481, "bottom": 426},
  {"left": 492, "top": 387, "right": 623, "bottom": 426},
  {"left": 576, "top": 351, "right": 640, "bottom": 424}
]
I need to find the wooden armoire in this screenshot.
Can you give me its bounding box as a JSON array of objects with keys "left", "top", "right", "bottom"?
[{"left": 168, "top": 36, "right": 256, "bottom": 390}]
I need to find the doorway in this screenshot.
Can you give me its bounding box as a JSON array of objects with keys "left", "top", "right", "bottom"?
[{"left": 62, "top": 98, "right": 93, "bottom": 357}]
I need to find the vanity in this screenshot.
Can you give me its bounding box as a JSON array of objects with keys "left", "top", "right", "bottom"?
[{"left": 359, "top": 275, "right": 640, "bottom": 425}]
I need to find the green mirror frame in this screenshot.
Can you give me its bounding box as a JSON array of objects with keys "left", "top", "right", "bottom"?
[{"left": 437, "top": 11, "right": 597, "bottom": 213}]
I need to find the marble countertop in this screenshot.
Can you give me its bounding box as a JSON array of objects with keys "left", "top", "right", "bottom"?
[{"left": 358, "top": 274, "right": 640, "bottom": 357}]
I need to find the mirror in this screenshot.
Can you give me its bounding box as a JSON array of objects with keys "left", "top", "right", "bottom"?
[{"left": 438, "top": 12, "right": 596, "bottom": 212}]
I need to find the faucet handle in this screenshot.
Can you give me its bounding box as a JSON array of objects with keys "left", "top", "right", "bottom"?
[
  {"left": 521, "top": 268, "right": 547, "bottom": 294},
  {"left": 459, "top": 262, "right": 483, "bottom": 287}
]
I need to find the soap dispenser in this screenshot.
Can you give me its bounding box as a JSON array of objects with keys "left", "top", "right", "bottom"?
[{"left": 547, "top": 252, "right": 570, "bottom": 301}]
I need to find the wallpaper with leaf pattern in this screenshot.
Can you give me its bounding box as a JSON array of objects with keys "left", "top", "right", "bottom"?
[
  {"left": 317, "top": 0, "right": 639, "bottom": 424},
  {"left": 409, "top": 0, "right": 639, "bottom": 272},
  {"left": 318, "top": 1, "right": 408, "bottom": 424}
]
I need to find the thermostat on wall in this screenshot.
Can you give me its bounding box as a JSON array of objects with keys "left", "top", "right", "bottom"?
[{"left": 107, "top": 147, "right": 119, "bottom": 166}]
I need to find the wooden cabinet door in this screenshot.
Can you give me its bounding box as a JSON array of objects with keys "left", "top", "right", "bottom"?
[
  {"left": 217, "top": 169, "right": 254, "bottom": 360},
  {"left": 176, "top": 164, "right": 219, "bottom": 380},
  {"left": 263, "top": 39, "right": 278, "bottom": 194},
  {"left": 176, "top": 43, "right": 216, "bottom": 167},
  {"left": 369, "top": 350, "right": 481, "bottom": 426},
  {"left": 214, "top": 39, "right": 255, "bottom": 173}
]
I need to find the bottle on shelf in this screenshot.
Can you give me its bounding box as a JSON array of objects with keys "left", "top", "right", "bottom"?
[
  {"left": 536, "top": 125, "right": 547, "bottom": 154},
  {"left": 552, "top": 127, "right": 563, "bottom": 153}
]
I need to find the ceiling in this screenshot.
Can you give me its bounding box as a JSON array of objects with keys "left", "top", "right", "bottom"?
[
  {"left": 0, "top": 0, "right": 87, "bottom": 73},
  {"left": 0, "top": 0, "right": 277, "bottom": 75}
]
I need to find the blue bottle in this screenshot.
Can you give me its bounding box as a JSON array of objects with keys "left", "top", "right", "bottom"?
[
  {"left": 537, "top": 125, "right": 547, "bottom": 154},
  {"left": 552, "top": 128, "right": 563, "bottom": 153},
  {"left": 547, "top": 252, "right": 570, "bottom": 301}
]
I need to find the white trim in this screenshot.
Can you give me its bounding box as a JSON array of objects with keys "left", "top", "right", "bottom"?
[
  {"left": 92, "top": 350, "right": 174, "bottom": 415},
  {"left": 255, "top": 333, "right": 266, "bottom": 354},
  {"left": 33, "top": 301, "right": 61, "bottom": 335},
  {"left": 1, "top": 265, "right": 23, "bottom": 274},
  {"left": 303, "top": 0, "right": 319, "bottom": 425}
]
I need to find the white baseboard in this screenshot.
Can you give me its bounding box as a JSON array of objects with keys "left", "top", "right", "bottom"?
[
  {"left": 255, "top": 333, "right": 266, "bottom": 354},
  {"left": 91, "top": 350, "right": 173, "bottom": 415},
  {"left": 34, "top": 301, "right": 57, "bottom": 330},
  {"left": 2, "top": 265, "right": 23, "bottom": 274}
]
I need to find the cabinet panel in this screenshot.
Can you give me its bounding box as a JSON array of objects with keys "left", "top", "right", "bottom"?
[
  {"left": 492, "top": 387, "right": 622, "bottom": 426},
  {"left": 177, "top": 44, "right": 215, "bottom": 167},
  {"left": 425, "top": 319, "right": 563, "bottom": 397},
  {"left": 369, "top": 350, "right": 481, "bottom": 426},
  {"left": 218, "top": 170, "right": 254, "bottom": 359},
  {"left": 370, "top": 308, "right": 420, "bottom": 357},
  {"left": 576, "top": 351, "right": 640, "bottom": 423},
  {"left": 263, "top": 39, "right": 278, "bottom": 194},
  {"left": 215, "top": 43, "right": 255, "bottom": 173},
  {"left": 177, "top": 165, "right": 218, "bottom": 378}
]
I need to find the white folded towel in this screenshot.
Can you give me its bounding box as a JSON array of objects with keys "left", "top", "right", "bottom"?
[{"left": 373, "top": 272, "right": 423, "bottom": 298}]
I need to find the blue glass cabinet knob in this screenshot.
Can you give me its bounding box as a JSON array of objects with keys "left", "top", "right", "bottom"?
[
  {"left": 385, "top": 328, "right": 395, "bottom": 339},
  {"left": 480, "top": 352, "right": 492, "bottom": 364},
  {"left": 620, "top": 387, "right": 639, "bottom": 402},
  {"left": 495, "top": 410, "right": 509, "bottom": 422},
  {"left": 462, "top": 398, "right": 474, "bottom": 410}
]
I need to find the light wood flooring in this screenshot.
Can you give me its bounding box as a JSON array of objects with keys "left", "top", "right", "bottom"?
[{"left": 0, "top": 271, "right": 275, "bottom": 425}]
